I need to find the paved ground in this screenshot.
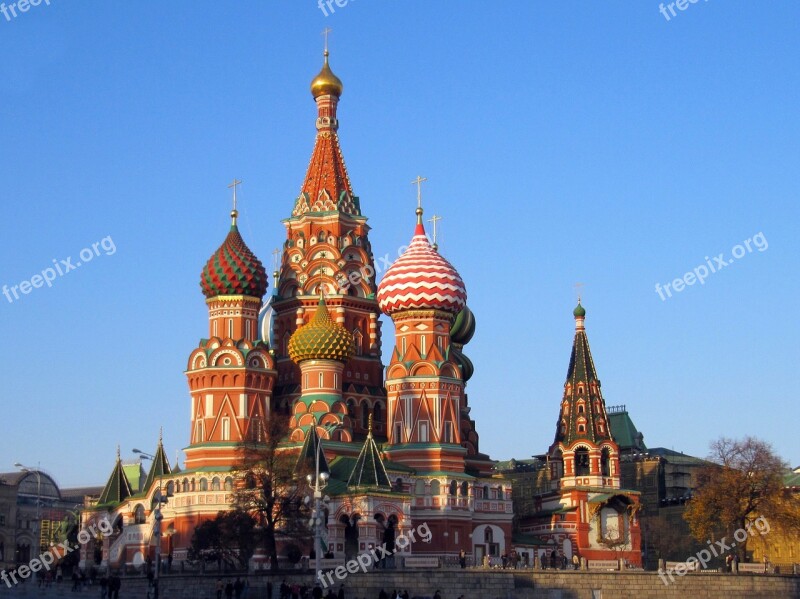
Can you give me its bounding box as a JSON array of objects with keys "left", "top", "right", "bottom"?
[{"left": 3, "top": 583, "right": 112, "bottom": 598}]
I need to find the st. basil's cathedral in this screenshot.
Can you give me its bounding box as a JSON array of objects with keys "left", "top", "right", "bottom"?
[{"left": 80, "top": 48, "right": 641, "bottom": 572}]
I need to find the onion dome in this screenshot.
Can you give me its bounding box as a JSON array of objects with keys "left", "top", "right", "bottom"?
[
  {"left": 289, "top": 295, "right": 355, "bottom": 363},
  {"left": 311, "top": 51, "right": 343, "bottom": 99},
  {"left": 451, "top": 346, "right": 475, "bottom": 383},
  {"left": 450, "top": 305, "right": 476, "bottom": 346},
  {"left": 573, "top": 302, "right": 586, "bottom": 318},
  {"left": 377, "top": 213, "right": 467, "bottom": 316},
  {"left": 200, "top": 213, "right": 268, "bottom": 299}
]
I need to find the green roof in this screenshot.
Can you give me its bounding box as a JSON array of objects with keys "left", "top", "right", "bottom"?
[
  {"left": 97, "top": 451, "right": 133, "bottom": 506},
  {"left": 607, "top": 408, "right": 646, "bottom": 451},
  {"left": 294, "top": 427, "right": 330, "bottom": 479},
  {"left": 347, "top": 425, "right": 391, "bottom": 491},
  {"left": 122, "top": 463, "right": 146, "bottom": 493},
  {"left": 142, "top": 440, "right": 171, "bottom": 494}
]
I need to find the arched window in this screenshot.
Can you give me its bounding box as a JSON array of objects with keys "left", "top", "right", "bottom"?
[
  {"left": 484, "top": 526, "right": 494, "bottom": 543},
  {"left": 212, "top": 477, "right": 221, "bottom": 491},
  {"left": 346, "top": 399, "right": 356, "bottom": 419},
  {"left": 449, "top": 480, "right": 457, "bottom": 496},
  {"left": 373, "top": 403, "right": 382, "bottom": 427},
  {"left": 199, "top": 478, "right": 208, "bottom": 491},
  {"left": 483, "top": 485, "right": 490, "bottom": 499},
  {"left": 460, "top": 481, "right": 469, "bottom": 496},
  {"left": 224, "top": 477, "right": 234, "bottom": 491},
  {"left": 183, "top": 478, "right": 189, "bottom": 493},
  {"left": 361, "top": 403, "right": 370, "bottom": 429},
  {"left": 578, "top": 404, "right": 585, "bottom": 414},
  {"left": 601, "top": 447, "right": 611, "bottom": 477},
  {"left": 166, "top": 481, "right": 175, "bottom": 497},
  {"left": 353, "top": 330, "right": 363, "bottom": 356},
  {"left": 190, "top": 479, "right": 196, "bottom": 492},
  {"left": 575, "top": 448, "right": 590, "bottom": 476},
  {"left": 430, "top": 480, "right": 440, "bottom": 496},
  {"left": 134, "top": 505, "right": 146, "bottom": 525},
  {"left": 415, "top": 480, "right": 425, "bottom": 496}
]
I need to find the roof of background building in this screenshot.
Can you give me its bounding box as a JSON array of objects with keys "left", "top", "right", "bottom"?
[
  {"left": 646, "top": 447, "right": 710, "bottom": 466},
  {"left": 785, "top": 470, "right": 800, "bottom": 488},
  {"left": 606, "top": 405, "right": 646, "bottom": 451}
]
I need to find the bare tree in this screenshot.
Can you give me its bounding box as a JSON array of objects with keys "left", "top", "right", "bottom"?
[{"left": 231, "top": 414, "right": 310, "bottom": 569}]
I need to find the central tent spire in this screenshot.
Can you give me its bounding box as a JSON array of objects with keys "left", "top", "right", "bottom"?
[{"left": 292, "top": 31, "right": 359, "bottom": 217}]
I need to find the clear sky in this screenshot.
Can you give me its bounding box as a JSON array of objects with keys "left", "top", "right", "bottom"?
[{"left": 1, "top": 1, "right": 798, "bottom": 487}]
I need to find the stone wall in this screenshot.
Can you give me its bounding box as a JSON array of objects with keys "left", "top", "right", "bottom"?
[{"left": 111, "top": 569, "right": 800, "bottom": 599}]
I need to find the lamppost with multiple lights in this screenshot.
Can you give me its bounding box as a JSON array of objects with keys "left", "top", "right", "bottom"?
[
  {"left": 14, "top": 462, "right": 42, "bottom": 554},
  {"left": 305, "top": 438, "right": 329, "bottom": 577},
  {"left": 133, "top": 449, "right": 167, "bottom": 599}
]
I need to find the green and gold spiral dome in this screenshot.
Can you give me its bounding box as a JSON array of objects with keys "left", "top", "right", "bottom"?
[{"left": 288, "top": 295, "right": 355, "bottom": 364}]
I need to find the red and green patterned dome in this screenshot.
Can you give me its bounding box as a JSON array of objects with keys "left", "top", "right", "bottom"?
[
  {"left": 289, "top": 296, "right": 355, "bottom": 363},
  {"left": 200, "top": 222, "right": 268, "bottom": 299}
]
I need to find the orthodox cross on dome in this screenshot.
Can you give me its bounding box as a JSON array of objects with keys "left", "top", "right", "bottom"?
[
  {"left": 228, "top": 178, "right": 243, "bottom": 224},
  {"left": 428, "top": 214, "right": 442, "bottom": 250},
  {"left": 272, "top": 248, "right": 281, "bottom": 271},
  {"left": 574, "top": 282, "right": 584, "bottom": 304},
  {"left": 411, "top": 176, "right": 428, "bottom": 210},
  {"left": 322, "top": 27, "right": 332, "bottom": 54}
]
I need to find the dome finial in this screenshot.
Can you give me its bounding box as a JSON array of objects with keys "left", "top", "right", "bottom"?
[
  {"left": 411, "top": 175, "right": 428, "bottom": 226},
  {"left": 428, "top": 214, "right": 442, "bottom": 252},
  {"left": 311, "top": 28, "right": 343, "bottom": 98},
  {"left": 227, "top": 178, "right": 242, "bottom": 226}
]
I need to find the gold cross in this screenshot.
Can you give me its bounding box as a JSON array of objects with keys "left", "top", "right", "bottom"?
[
  {"left": 574, "top": 282, "right": 584, "bottom": 303},
  {"left": 228, "top": 178, "right": 243, "bottom": 212},
  {"left": 322, "top": 27, "right": 332, "bottom": 53},
  {"left": 411, "top": 176, "right": 428, "bottom": 210},
  {"left": 428, "top": 214, "right": 443, "bottom": 246}
]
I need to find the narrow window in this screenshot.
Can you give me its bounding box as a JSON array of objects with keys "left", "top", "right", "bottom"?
[
  {"left": 221, "top": 418, "right": 230, "bottom": 441},
  {"left": 419, "top": 421, "right": 429, "bottom": 442},
  {"left": 228, "top": 319, "right": 233, "bottom": 338}
]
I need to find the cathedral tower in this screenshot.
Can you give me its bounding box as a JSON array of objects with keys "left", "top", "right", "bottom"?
[
  {"left": 185, "top": 198, "right": 276, "bottom": 470},
  {"left": 270, "top": 48, "right": 386, "bottom": 440},
  {"left": 377, "top": 202, "right": 475, "bottom": 473},
  {"left": 548, "top": 302, "right": 620, "bottom": 489}
]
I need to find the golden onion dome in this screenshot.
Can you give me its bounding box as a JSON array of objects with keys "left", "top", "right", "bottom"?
[
  {"left": 310, "top": 51, "right": 343, "bottom": 99},
  {"left": 289, "top": 295, "right": 355, "bottom": 364}
]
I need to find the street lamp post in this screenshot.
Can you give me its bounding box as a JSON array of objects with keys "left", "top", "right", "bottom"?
[
  {"left": 134, "top": 449, "right": 167, "bottom": 599},
  {"left": 14, "top": 462, "right": 42, "bottom": 554},
  {"left": 305, "top": 438, "right": 329, "bottom": 579}
]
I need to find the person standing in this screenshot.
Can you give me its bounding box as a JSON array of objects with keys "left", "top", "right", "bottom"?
[
  {"left": 459, "top": 549, "right": 466, "bottom": 569},
  {"left": 572, "top": 554, "right": 580, "bottom": 570},
  {"left": 216, "top": 577, "right": 224, "bottom": 599}
]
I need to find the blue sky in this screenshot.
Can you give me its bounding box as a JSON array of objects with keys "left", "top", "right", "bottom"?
[{"left": 1, "top": 2, "right": 797, "bottom": 487}]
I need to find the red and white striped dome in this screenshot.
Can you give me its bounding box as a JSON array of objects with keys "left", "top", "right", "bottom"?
[{"left": 377, "top": 220, "right": 467, "bottom": 316}]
